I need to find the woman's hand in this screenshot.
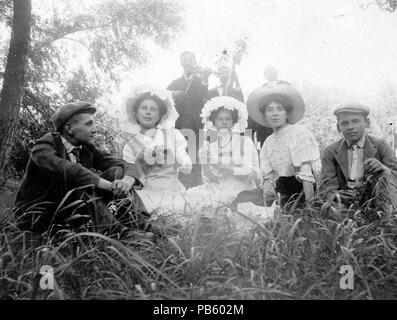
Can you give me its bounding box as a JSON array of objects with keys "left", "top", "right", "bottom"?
[
  {"left": 198, "top": 142, "right": 211, "bottom": 165},
  {"left": 142, "top": 147, "right": 156, "bottom": 166},
  {"left": 155, "top": 146, "right": 176, "bottom": 165},
  {"left": 262, "top": 180, "right": 275, "bottom": 204},
  {"left": 136, "top": 150, "right": 145, "bottom": 162},
  {"left": 215, "top": 163, "right": 234, "bottom": 176}
]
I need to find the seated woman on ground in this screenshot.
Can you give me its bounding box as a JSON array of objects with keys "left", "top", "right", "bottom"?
[
  {"left": 184, "top": 96, "right": 261, "bottom": 217},
  {"left": 246, "top": 84, "right": 321, "bottom": 209},
  {"left": 122, "top": 86, "right": 192, "bottom": 216}
]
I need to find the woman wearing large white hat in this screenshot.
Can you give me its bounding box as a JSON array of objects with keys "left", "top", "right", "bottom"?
[
  {"left": 184, "top": 96, "right": 261, "bottom": 216},
  {"left": 123, "top": 85, "right": 192, "bottom": 215},
  {"left": 247, "top": 84, "right": 321, "bottom": 208}
]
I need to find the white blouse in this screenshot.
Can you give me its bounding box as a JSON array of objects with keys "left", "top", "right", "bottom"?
[
  {"left": 123, "top": 128, "right": 192, "bottom": 189},
  {"left": 259, "top": 124, "right": 321, "bottom": 184}
]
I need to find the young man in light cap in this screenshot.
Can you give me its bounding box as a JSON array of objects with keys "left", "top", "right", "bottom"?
[
  {"left": 319, "top": 103, "right": 397, "bottom": 218},
  {"left": 14, "top": 101, "right": 146, "bottom": 237}
]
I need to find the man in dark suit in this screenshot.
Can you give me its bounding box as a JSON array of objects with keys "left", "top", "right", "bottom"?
[
  {"left": 14, "top": 102, "right": 144, "bottom": 236},
  {"left": 208, "top": 65, "right": 244, "bottom": 102},
  {"left": 319, "top": 103, "right": 397, "bottom": 217},
  {"left": 167, "top": 51, "right": 209, "bottom": 187}
]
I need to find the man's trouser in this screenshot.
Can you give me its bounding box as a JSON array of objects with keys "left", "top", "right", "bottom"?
[{"left": 14, "top": 166, "right": 147, "bottom": 235}]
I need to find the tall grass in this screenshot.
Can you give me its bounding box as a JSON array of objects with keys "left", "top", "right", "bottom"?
[{"left": 1, "top": 189, "right": 396, "bottom": 300}]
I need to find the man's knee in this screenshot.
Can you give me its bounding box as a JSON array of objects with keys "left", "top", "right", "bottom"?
[{"left": 101, "top": 166, "right": 124, "bottom": 182}]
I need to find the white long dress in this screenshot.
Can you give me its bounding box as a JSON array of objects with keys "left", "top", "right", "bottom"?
[
  {"left": 123, "top": 128, "right": 192, "bottom": 214},
  {"left": 184, "top": 133, "right": 261, "bottom": 213}
]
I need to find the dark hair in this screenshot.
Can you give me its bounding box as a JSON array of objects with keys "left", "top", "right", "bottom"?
[
  {"left": 259, "top": 94, "right": 293, "bottom": 115},
  {"left": 209, "top": 107, "right": 239, "bottom": 125},
  {"left": 132, "top": 93, "right": 168, "bottom": 119}
]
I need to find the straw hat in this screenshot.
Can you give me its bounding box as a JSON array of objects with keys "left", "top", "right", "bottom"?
[{"left": 247, "top": 84, "right": 305, "bottom": 127}]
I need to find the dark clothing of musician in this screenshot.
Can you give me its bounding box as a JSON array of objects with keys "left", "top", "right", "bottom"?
[
  {"left": 208, "top": 85, "right": 244, "bottom": 102},
  {"left": 167, "top": 75, "right": 209, "bottom": 188},
  {"left": 167, "top": 75, "right": 209, "bottom": 132}
]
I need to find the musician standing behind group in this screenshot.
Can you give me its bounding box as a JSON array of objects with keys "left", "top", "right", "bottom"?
[
  {"left": 167, "top": 51, "right": 209, "bottom": 187},
  {"left": 208, "top": 65, "right": 244, "bottom": 102}
]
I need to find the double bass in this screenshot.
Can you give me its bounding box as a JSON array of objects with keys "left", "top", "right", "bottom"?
[{"left": 225, "top": 38, "right": 248, "bottom": 97}]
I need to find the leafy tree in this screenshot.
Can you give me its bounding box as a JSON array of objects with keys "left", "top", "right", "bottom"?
[
  {"left": 0, "top": 0, "right": 184, "bottom": 177},
  {"left": 375, "top": 0, "right": 397, "bottom": 12}
]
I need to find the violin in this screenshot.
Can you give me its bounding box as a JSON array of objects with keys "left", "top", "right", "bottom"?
[{"left": 184, "top": 66, "right": 217, "bottom": 95}]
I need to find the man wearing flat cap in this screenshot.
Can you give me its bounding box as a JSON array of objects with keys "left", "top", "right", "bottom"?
[
  {"left": 14, "top": 101, "right": 145, "bottom": 236},
  {"left": 319, "top": 103, "right": 397, "bottom": 218}
]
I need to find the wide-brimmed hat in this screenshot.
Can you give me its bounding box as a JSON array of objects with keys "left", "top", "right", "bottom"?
[
  {"left": 125, "top": 85, "right": 178, "bottom": 131},
  {"left": 333, "top": 102, "right": 370, "bottom": 117},
  {"left": 52, "top": 101, "right": 96, "bottom": 131},
  {"left": 247, "top": 84, "right": 305, "bottom": 127},
  {"left": 200, "top": 96, "right": 248, "bottom": 133}
]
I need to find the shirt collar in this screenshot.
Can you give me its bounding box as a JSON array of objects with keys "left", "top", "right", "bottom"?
[
  {"left": 61, "top": 136, "right": 82, "bottom": 153},
  {"left": 346, "top": 134, "right": 365, "bottom": 149}
]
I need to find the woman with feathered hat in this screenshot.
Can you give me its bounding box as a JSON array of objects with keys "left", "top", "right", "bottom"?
[
  {"left": 123, "top": 86, "right": 192, "bottom": 214},
  {"left": 184, "top": 96, "right": 261, "bottom": 213},
  {"left": 247, "top": 84, "right": 321, "bottom": 208}
]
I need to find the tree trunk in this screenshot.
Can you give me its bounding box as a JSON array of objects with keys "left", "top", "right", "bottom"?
[{"left": 0, "top": 0, "right": 32, "bottom": 176}]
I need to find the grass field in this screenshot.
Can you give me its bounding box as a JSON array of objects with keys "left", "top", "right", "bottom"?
[{"left": 0, "top": 180, "right": 396, "bottom": 300}]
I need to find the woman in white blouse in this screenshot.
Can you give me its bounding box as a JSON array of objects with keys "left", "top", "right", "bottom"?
[
  {"left": 122, "top": 86, "right": 192, "bottom": 214},
  {"left": 247, "top": 84, "right": 321, "bottom": 208}
]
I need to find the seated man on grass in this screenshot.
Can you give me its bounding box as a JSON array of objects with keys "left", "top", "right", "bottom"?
[
  {"left": 14, "top": 101, "right": 147, "bottom": 237},
  {"left": 319, "top": 103, "right": 397, "bottom": 219}
]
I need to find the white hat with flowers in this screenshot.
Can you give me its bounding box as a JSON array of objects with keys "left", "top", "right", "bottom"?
[{"left": 200, "top": 96, "right": 248, "bottom": 133}]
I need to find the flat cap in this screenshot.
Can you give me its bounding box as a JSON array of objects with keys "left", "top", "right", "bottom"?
[
  {"left": 52, "top": 101, "right": 96, "bottom": 131},
  {"left": 333, "top": 103, "right": 370, "bottom": 117}
]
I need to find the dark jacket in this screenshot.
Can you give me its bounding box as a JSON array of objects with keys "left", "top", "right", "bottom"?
[
  {"left": 208, "top": 86, "right": 244, "bottom": 102},
  {"left": 319, "top": 134, "right": 397, "bottom": 200},
  {"left": 15, "top": 132, "right": 140, "bottom": 209},
  {"left": 167, "top": 75, "right": 208, "bottom": 132}
]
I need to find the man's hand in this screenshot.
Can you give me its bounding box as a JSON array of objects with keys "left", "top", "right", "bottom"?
[
  {"left": 364, "top": 158, "right": 389, "bottom": 175},
  {"left": 111, "top": 176, "right": 135, "bottom": 197},
  {"left": 172, "top": 90, "right": 185, "bottom": 100},
  {"left": 97, "top": 178, "right": 112, "bottom": 192},
  {"left": 334, "top": 190, "right": 355, "bottom": 204}
]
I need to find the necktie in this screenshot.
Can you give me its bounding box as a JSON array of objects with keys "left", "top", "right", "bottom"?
[
  {"left": 71, "top": 147, "right": 81, "bottom": 163},
  {"left": 350, "top": 144, "right": 358, "bottom": 181}
]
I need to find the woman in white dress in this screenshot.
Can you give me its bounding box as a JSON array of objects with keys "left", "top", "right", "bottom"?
[
  {"left": 247, "top": 84, "right": 321, "bottom": 208},
  {"left": 184, "top": 96, "right": 261, "bottom": 214},
  {"left": 122, "top": 86, "right": 192, "bottom": 214}
]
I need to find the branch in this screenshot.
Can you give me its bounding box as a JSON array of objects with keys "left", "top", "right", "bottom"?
[{"left": 33, "top": 21, "right": 114, "bottom": 51}]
